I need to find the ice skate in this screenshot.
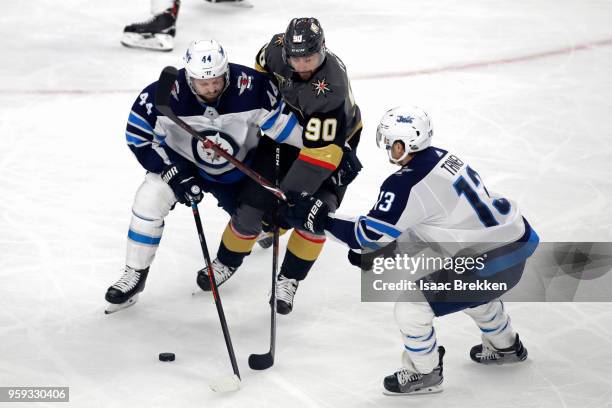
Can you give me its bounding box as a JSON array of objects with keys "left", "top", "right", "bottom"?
[
  {"left": 121, "top": 11, "right": 176, "bottom": 51},
  {"left": 470, "top": 334, "right": 527, "bottom": 364},
  {"left": 273, "top": 274, "right": 299, "bottom": 315},
  {"left": 195, "top": 258, "right": 237, "bottom": 292},
  {"left": 105, "top": 267, "right": 149, "bottom": 314},
  {"left": 383, "top": 346, "right": 445, "bottom": 395}
]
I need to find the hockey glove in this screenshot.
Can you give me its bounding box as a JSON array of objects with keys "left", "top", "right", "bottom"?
[
  {"left": 329, "top": 145, "right": 363, "bottom": 187},
  {"left": 280, "top": 191, "right": 330, "bottom": 235},
  {"left": 161, "top": 163, "right": 204, "bottom": 206},
  {"left": 348, "top": 241, "right": 398, "bottom": 271},
  {"left": 348, "top": 249, "right": 369, "bottom": 269}
]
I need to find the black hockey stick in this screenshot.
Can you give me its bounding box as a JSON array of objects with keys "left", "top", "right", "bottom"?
[
  {"left": 248, "top": 145, "right": 281, "bottom": 370},
  {"left": 155, "top": 66, "right": 286, "bottom": 202},
  {"left": 191, "top": 201, "right": 241, "bottom": 392}
]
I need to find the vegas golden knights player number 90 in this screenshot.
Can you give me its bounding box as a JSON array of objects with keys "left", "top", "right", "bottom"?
[{"left": 305, "top": 117, "right": 337, "bottom": 142}]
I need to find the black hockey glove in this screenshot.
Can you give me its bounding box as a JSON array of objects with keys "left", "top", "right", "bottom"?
[
  {"left": 348, "top": 241, "right": 399, "bottom": 271},
  {"left": 262, "top": 212, "right": 291, "bottom": 233},
  {"left": 280, "top": 191, "right": 330, "bottom": 235},
  {"left": 348, "top": 249, "right": 384, "bottom": 271},
  {"left": 161, "top": 163, "right": 204, "bottom": 206},
  {"left": 329, "top": 146, "right": 363, "bottom": 187},
  {"left": 348, "top": 249, "right": 370, "bottom": 269}
]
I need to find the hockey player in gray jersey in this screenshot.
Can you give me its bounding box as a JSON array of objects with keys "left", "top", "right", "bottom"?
[
  {"left": 195, "top": 17, "right": 363, "bottom": 315},
  {"left": 104, "top": 39, "right": 297, "bottom": 313},
  {"left": 281, "top": 106, "right": 539, "bottom": 395}
]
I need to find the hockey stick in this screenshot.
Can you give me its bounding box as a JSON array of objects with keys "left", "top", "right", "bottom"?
[
  {"left": 155, "top": 66, "right": 286, "bottom": 202},
  {"left": 248, "top": 144, "right": 281, "bottom": 370},
  {"left": 191, "top": 201, "right": 241, "bottom": 392}
]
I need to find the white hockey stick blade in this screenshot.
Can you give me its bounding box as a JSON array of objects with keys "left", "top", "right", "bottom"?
[{"left": 208, "top": 374, "right": 241, "bottom": 392}]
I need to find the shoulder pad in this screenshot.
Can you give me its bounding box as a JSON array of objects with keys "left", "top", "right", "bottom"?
[{"left": 303, "top": 74, "right": 348, "bottom": 115}]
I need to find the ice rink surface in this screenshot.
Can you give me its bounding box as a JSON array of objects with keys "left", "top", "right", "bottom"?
[{"left": 1, "top": 0, "right": 612, "bottom": 407}]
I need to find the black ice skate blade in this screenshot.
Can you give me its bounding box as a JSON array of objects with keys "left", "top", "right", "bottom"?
[
  {"left": 383, "top": 385, "right": 443, "bottom": 396},
  {"left": 248, "top": 353, "right": 274, "bottom": 370}
]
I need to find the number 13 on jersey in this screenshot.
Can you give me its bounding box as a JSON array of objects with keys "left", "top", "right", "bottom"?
[
  {"left": 375, "top": 191, "right": 396, "bottom": 212},
  {"left": 453, "top": 166, "right": 511, "bottom": 227}
]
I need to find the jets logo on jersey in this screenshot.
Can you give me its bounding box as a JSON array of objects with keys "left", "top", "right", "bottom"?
[
  {"left": 237, "top": 72, "right": 253, "bottom": 95},
  {"left": 192, "top": 129, "right": 238, "bottom": 169},
  {"left": 312, "top": 78, "right": 331, "bottom": 96}
]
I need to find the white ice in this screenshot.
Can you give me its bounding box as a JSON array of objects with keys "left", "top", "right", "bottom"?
[{"left": 1, "top": 0, "right": 612, "bottom": 407}]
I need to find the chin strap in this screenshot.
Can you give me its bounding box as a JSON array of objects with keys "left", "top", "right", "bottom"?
[{"left": 388, "top": 149, "right": 410, "bottom": 164}]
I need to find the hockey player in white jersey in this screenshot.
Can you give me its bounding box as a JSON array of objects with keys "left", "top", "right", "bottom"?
[
  {"left": 104, "top": 39, "right": 300, "bottom": 313},
  {"left": 281, "top": 106, "right": 539, "bottom": 395}
]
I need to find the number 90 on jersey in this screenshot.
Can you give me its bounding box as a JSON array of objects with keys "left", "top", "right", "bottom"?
[{"left": 305, "top": 117, "right": 337, "bottom": 142}]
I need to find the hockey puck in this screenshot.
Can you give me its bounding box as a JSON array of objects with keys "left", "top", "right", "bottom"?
[{"left": 159, "top": 352, "right": 175, "bottom": 362}]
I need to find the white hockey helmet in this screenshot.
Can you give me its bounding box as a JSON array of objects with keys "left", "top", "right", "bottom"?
[
  {"left": 184, "top": 39, "right": 230, "bottom": 96},
  {"left": 376, "top": 106, "right": 433, "bottom": 164}
]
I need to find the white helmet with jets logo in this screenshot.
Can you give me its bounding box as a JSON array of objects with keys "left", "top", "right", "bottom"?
[
  {"left": 184, "top": 39, "right": 230, "bottom": 96},
  {"left": 184, "top": 39, "right": 228, "bottom": 79},
  {"left": 376, "top": 105, "right": 434, "bottom": 163}
]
